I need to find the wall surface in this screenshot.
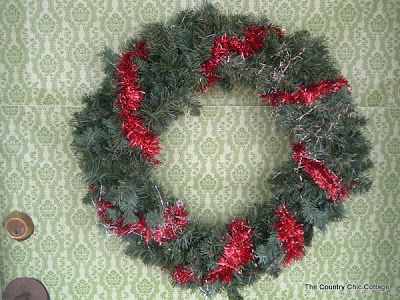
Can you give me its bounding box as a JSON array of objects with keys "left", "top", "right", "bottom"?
[{"left": 1, "top": 0, "right": 399, "bottom": 299}]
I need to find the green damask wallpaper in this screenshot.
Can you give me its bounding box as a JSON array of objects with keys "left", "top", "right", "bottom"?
[{"left": 1, "top": 0, "right": 399, "bottom": 299}]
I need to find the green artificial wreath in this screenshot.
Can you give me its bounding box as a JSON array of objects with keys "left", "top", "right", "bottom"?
[{"left": 71, "top": 4, "right": 372, "bottom": 299}]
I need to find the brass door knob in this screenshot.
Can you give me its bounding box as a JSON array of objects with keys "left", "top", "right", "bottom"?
[{"left": 4, "top": 212, "right": 34, "bottom": 241}]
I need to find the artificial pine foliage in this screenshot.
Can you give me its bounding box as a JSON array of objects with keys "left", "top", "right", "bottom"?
[{"left": 71, "top": 3, "right": 372, "bottom": 299}]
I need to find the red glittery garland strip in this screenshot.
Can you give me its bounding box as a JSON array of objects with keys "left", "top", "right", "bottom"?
[
  {"left": 115, "top": 38, "right": 161, "bottom": 164},
  {"left": 95, "top": 200, "right": 188, "bottom": 245},
  {"left": 272, "top": 205, "right": 304, "bottom": 265},
  {"left": 259, "top": 76, "right": 349, "bottom": 105},
  {"left": 200, "top": 24, "right": 285, "bottom": 92},
  {"left": 171, "top": 265, "right": 197, "bottom": 284},
  {"left": 292, "top": 143, "right": 348, "bottom": 201},
  {"left": 204, "top": 219, "right": 253, "bottom": 283},
  {"left": 171, "top": 219, "right": 254, "bottom": 285}
]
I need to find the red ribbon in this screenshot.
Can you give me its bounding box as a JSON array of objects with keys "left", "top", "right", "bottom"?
[
  {"left": 272, "top": 205, "right": 304, "bottom": 265},
  {"left": 260, "top": 76, "right": 349, "bottom": 105},
  {"left": 115, "top": 38, "right": 161, "bottom": 164},
  {"left": 292, "top": 143, "right": 348, "bottom": 201},
  {"left": 95, "top": 200, "right": 188, "bottom": 245},
  {"left": 204, "top": 219, "right": 253, "bottom": 284},
  {"left": 171, "top": 265, "right": 197, "bottom": 284},
  {"left": 200, "top": 24, "right": 285, "bottom": 92}
]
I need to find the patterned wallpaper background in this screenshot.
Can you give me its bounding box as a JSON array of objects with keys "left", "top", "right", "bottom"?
[{"left": 1, "top": 0, "right": 399, "bottom": 299}]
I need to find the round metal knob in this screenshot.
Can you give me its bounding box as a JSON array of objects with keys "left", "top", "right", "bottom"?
[
  {"left": 4, "top": 212, "right": 34, "bottom": 241},
  {"left": 5, "top": 278, "right": 49, "bottom": 300}
]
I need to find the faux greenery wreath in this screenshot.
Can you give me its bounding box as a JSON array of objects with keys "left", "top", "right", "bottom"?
[{"left": 71, "top": 4, "right": 372, "bottom": 299}]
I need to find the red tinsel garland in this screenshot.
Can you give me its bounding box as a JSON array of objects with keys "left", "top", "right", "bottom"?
[
  {"left": 171, "top": 265, "right": 197, "bottom": 284},
  {"left": 204, "top": 219, "right": 254, "bottom": 284},
  {"left": 200, "top": 24, "right": 285, "bottom": 92},
  {"left": 152, "top": 204, "right": 189, "bottom": 244},
  {"left": 98, "top": 203, "right": 255, "bottom": 285},
  {"left": 95, "top": 200, "right": 188, "bottom": 244},
  {"left": 292, "top": 143, "right": 348, "bottom": 201},
  {"left": 273, "top": 205, "right": 304, "bottom": 265},
  {"left": 259, "top": 76, "right": 349, "bottom": 105},
  {"left": 115, "top": 38, "right": 161, "bottom": 164}
]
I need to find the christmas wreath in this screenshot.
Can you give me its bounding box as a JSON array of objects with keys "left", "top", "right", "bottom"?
[{"left": 71, "top": 4, "right": 372, "bottom": 299}]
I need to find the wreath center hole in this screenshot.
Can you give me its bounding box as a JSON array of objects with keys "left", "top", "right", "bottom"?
[{"left": 153, "top": 86, "right": 291, "bottom": 226}]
